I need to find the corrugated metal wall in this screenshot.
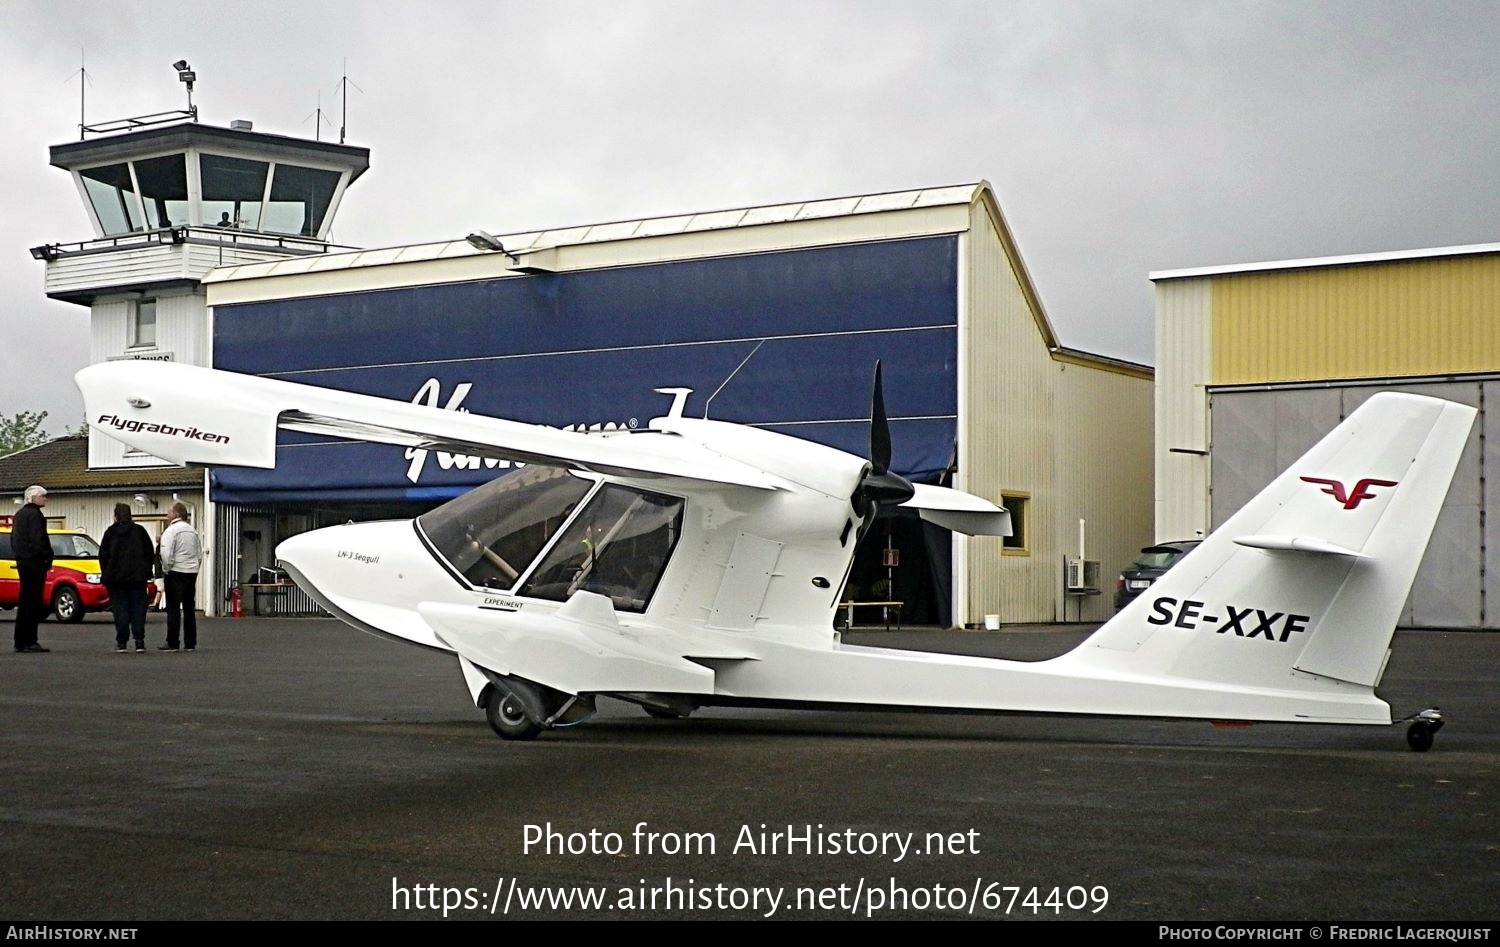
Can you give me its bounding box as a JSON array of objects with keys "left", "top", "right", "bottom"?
[
  {"left": 1212, "top": 255, "right": 1500, "bottom": 384},
  {"left": 212, "top": 502, "right": 240, "bottom": 617},
  {"left": 961, "top": 199, "right": 1058, "bottom": 623},
  {"left": 1055, "top": 365, "right": 1156, "bottom": 622},
  {"left": 1211, "top": 381, "right": 1494, "bottom": 629},
  {"left": 960, "top": 198, "right": 1154, "bottom": 624},
  {"left": 1153, "top": 278, "right": 1212, "bottom": 541}
]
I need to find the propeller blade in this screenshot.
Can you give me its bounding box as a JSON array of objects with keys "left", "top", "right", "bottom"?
[
  {"left": 870, "top": 360, "right": 891, "bottom": 475},
  {"left": 850, "top": 360, "right": 914, "bottom": 521}
]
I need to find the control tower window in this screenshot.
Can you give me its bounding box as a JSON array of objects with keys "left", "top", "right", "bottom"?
[
  {"left": 201, "top": 154, "right": 268, "bottom": 230},
  {"left": 134, "top": 154, "right": 189, "bottom": 229},
  {"left": 264, "top": 165, "right": 342, "bottom": 237},
  {"left": 80, "top": 163, "right": 143, "bottom": 235}
]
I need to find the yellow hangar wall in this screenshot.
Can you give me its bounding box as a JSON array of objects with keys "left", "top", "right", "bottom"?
[
  {"left": 1211, "top": 255, "right": 1500, "bottom": 384},
  {"left": 961, "top": 194, "right": 1154, "bottom": 624}
]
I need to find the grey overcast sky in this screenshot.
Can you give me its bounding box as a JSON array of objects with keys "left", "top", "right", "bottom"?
[{"left": 4, "top": 0, "right": 1500, "bottom": 431}]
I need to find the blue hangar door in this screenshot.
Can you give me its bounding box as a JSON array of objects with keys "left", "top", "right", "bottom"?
[{"left": 213, "top": 236, "right": 960, "bottom": 624}]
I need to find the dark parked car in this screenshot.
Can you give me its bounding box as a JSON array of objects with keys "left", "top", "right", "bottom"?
[{"left": 1114, "top": 541, "right": 1201, "bottom": 610}]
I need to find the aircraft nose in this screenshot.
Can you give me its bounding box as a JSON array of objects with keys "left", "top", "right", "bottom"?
[
  {"left": 275, "top": 520, "right": 398, "bottom": 577},
  {"left": 273, "top": 525, "right": 333, "bottom": 569},
  {"left": 273, "top": 520, "right": 454, "bottom": 651}
]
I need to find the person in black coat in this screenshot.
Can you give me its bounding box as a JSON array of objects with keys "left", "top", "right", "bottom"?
[
  {"left": 12, "top": 485, "right": 52, "bottom": 653},
  {"left": 99, "top": 503, "right": 155, "bottom": 653}
]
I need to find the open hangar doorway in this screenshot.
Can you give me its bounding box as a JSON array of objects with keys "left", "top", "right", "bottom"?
[{"left": 840, "top": 507, "right": 951, "bottom": 628}]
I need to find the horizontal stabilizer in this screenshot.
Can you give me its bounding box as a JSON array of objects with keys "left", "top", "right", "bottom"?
[
  {"left": 1233, "top": 535, "right": 1370, "bottom": 558},
  {"left": 900, "top": 483, "right": 1012, "bottom": 536}
]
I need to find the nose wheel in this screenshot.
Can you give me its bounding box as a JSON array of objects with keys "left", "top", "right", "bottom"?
[
  {"left": 1403, "top": 708, "right": 1444, "bottom": 753},
  {"left": 481, "top": 676, "right": 596, "bottom": 741},
  {"left": 485, "top": 686, "right": 543, "bottom": 741}
]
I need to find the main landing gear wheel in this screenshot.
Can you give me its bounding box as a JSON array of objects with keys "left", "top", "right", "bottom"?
[
  {"left": 486, "top": 686, "right": 543, "bottom": 741},
  {"left": 1406, "top": 722, "right": 1435, "bottom": 753},
  {"left": 1404, "top": 709, "right": 1445, "bottom": 753}
]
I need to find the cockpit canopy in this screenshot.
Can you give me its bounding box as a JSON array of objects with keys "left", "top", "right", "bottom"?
[{"left": 416, "top": 466, "right": 685, "bottom": 614}]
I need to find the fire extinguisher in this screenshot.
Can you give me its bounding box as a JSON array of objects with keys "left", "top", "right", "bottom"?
[{"left": 229, "top": 585, "right": 243, "bottom": 619}]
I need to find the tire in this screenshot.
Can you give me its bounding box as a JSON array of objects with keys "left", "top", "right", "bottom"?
[
  {"left": 1406, "top": 721, "right": 1434, "bottom": 753},
  {"left": 52, "top": 586, "right": 85, "bottom": 624},
  {"left": 485, "top": 686, "right": 543, "bottom": 741}
]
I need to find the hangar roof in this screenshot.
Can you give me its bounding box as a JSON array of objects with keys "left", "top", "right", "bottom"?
[
  {"left": 204, "top": 183, "right": 983, "bottom": 281},
  {"left": 203, "top": 181, "right": 1150, "bottom": 377},
  {"left": 1150, "top": 241, "right": 1500, "bottom": 281}
]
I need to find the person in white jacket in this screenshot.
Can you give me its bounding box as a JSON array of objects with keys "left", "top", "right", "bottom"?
[{"left": 157, "top": 502, "right": 202, "bottom": 651}]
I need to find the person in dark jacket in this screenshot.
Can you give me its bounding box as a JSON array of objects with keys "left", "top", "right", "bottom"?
[
  {"left": 12, "top": 485, "right": 52, "bottom": 653},
  {"left": 99, "top": 503, "right": 154, "bottom": 653}
]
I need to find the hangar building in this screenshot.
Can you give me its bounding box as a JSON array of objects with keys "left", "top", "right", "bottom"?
[
  {"left": 1153, "top": 243, "right": 1500, "bottom": 630},
  {"left": 200, "top": 182, "right": 1153, "bottom": 626}
]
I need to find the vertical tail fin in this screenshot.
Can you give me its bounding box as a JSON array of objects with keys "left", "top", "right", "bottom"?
[{"left": 1067, "top": 392, "right": 1475, "bottom": 720}]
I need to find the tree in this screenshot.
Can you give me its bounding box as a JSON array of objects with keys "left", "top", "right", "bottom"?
[{"left": 0, "top": 410, "right": 49, "bottom": 457}]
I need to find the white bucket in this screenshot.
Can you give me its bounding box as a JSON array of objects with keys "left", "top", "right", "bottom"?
[{"left": 983, "top": 614, "right": 1001, "bottom": 631}]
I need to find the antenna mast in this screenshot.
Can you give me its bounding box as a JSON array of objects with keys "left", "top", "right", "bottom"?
[
  {"left": 70, "top": 50, "right": 92, "bottom": 140},
  {"left": 304, "top": 91, "right": 333, "bottom": 141},
  {"left": 333, "top": 59, "right": 362, "bottom": 144}
]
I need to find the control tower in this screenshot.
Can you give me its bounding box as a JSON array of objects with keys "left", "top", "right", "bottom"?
[
  {"left": 34, "top": 108, "right": 369, "bottom": 470},
  {"left": 16, "top": 73, "right": 369, "bottom": 615}
]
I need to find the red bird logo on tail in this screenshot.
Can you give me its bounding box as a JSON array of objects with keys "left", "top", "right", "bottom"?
[{"left": 1300, "top": 477, "right": 1399, "bottom": 510}]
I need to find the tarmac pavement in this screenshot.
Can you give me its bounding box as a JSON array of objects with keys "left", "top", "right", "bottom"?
[{"left": 0, "top": 615, "right": 1495, "bottom": 921}]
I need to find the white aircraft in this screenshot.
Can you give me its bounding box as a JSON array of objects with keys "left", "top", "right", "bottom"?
[{"left": 76, "top": 361, "right": 1473, "bottom": 751}]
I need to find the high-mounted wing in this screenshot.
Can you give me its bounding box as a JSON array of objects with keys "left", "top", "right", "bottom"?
[{"left": 75, "top": 361, "right": 781, "bottom": 490}]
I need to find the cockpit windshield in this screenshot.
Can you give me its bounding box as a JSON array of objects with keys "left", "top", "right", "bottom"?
[
  {"left": 417, "top": 466, "right": 593, "bottom": 590},
  {"left": 416, "top": 467, "right": 685, "bottom": 613}
]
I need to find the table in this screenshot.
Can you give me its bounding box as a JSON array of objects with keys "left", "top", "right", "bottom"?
[
  {"left": 241, "top": 582, "right": 293, "bottom": 617},
  {"left": 838, "top": 600, "right": 904, "bottom": 630}
]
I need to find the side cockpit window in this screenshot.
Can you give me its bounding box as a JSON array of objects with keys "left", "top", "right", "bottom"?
[
  {"left": 518, "top": 484, "right": 684, "bottom": 613},
  {"left": 417, "top": 466, "right": 594, "bottom": 590}
]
